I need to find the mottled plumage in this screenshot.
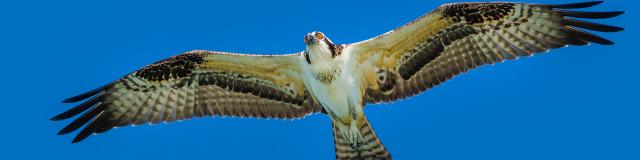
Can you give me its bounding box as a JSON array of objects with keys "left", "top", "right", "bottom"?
[
  {"left": 355, "top": 1, "right": 624, "bottom": 104},
  {"left": 52, "top": 1, "right": 623, "bottom": 159},
  {"left": 53, "top": 51, "right": 323, "bottom": 142}
]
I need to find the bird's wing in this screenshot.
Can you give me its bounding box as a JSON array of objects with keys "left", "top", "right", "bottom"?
[
  {"left": 52, "top": 50, "right": 322, "bottom": 143},
  {"left": 347, "top": 1, "right": 623, "bottom": 103}
]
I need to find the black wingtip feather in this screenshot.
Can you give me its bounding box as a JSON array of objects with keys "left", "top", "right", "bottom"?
[
  {"left": 62, "top": 81, "right": 115, "bottom": 103},
  {"left": 564, "top": 37, "right": 590, "bottom": 46},
  {"left": 562, "top": 18, "right": 625, "bottom": 32},
  {"left": 558, "top": 10, "right": 625, "bottom": 19},
  {"left": 51, "top": 92, "right": 105, "bottom": 121},
  {"left": 72, "top": 111, "right": 107, "bottom": 143},
  {"left": 565, "top": 27, "right": 615, "bottom": 45},
  {"left": 56, "top": 103, "right": 104, "bottom": 135},
  {"left": 549, "top": 1, "right": 604, "bottom": 9}
]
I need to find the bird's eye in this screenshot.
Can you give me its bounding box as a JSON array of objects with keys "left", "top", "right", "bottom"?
[{"left": 315, "top": 33, "right": 324, "bottom": 39}]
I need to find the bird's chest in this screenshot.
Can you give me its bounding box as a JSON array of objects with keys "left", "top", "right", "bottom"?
[{"left": 305, "top": 65, "right": 360, "bottom": 119}]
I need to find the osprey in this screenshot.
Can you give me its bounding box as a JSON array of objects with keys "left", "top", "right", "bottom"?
[{"left": 52, "top": 1, "right": 623, "bottom": 159}]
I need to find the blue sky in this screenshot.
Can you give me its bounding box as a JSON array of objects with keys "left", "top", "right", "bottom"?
[{"left": 1, "top": 0, "right": 638, "bottom": 159}]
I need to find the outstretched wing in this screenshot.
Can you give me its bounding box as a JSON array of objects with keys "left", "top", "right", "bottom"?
[
  {"left": 348, "top": 1, "right": 623, "bottom": 103},
  {"left": 52, "top": 50, "right": 321, "bottom": 143}
]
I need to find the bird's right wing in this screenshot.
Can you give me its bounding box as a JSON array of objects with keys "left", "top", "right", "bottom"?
[{"left": 52, "top": 50, "right": 322, "bottom": 143}]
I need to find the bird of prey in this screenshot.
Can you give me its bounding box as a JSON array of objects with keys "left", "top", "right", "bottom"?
[{"left": 52, "top": 1, "right": 623, "bottom": 159}]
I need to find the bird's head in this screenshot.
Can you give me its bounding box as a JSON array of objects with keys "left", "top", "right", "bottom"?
[{"left": 303, "top": 31, "right": 338, "bottom": 64}]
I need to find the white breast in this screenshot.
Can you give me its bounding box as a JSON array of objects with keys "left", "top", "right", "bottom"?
[{"left": 300, "top": 48, "right": 362, "bottom": 119}]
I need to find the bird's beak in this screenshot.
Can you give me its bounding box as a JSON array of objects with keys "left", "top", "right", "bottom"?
[{"left": 304, "top": 34, "right": 315, "bottom": 45}]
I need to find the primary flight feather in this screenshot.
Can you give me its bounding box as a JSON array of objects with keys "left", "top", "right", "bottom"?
[{"left": 52, "top": 1, "right": 623, "bottom": 159}]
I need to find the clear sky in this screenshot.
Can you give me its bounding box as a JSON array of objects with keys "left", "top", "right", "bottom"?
[{"left": 0, "top": 0, "right": 638, "bottom": 159}]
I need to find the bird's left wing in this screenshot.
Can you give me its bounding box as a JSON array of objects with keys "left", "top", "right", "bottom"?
[
  {"left": 52, "top": 50, "right": 322, "bottom": 143},
  {"left": 347, "top": 1, "right": 623, "bottom": 103}
]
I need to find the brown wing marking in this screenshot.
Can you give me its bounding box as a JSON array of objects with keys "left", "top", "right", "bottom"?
[
  {"left": 351, "top": 1, "right": 623, "bottom": 103},
  {"left": 52, "top": 50, "right": 322, "bottom": 143}
]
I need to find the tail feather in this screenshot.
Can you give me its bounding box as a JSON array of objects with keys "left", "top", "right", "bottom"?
[{"left": 332, "top": 117, "right": 391, "bottom": 160}]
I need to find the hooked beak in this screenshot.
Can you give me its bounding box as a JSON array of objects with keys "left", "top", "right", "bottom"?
[{"left": 304, "top": 34, "right": 316, "bottom": 45}]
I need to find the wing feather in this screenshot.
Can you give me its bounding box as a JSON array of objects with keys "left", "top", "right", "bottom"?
[
  {"left": 52, "top": 50, "right": 322, "bottom": 142},
  {"left": 349, "top": 1, "right": 623, "bottom": 103}
]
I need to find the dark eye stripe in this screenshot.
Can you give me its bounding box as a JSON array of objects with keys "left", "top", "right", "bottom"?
[
  {"left": 304, "top": 52, "right": 311, "bottom": 64},
  {"left": 324, "top": 39, "right": 338, "bottom": 58}
]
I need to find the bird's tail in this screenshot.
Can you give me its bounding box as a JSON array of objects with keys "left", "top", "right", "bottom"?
[{"left": 332, "top": 116, "right": 392, "bottom": 160}]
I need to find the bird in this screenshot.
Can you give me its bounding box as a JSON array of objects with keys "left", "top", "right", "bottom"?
[{"left": 52, "top": 1, "right": 623, "bottom": 159}]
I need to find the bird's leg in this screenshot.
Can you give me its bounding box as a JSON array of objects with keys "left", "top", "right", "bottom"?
[
  {"left": 335, "top": 118, "right": 363, "bottom": 149},
  {"left": 348, "top": 119, "right": 363, "bottom": 148},
  {"left": 347, "top": 102, "right": 365, "bottom": 148}
]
